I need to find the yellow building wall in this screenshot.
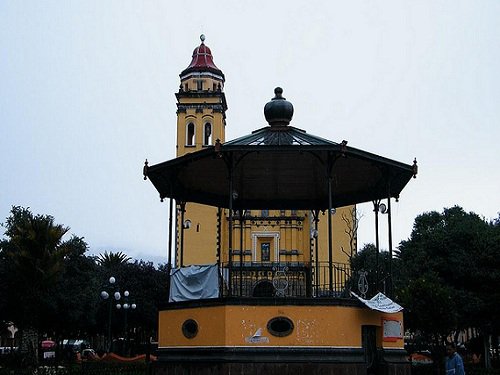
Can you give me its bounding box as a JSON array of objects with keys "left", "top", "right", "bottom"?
[
  {"left": 158, "top": 305, "right": 404, "bottom": 349},
  {"left": 175, "top": 74, "right": 227, "bottom": 266},
  {"left": 182, "top": 78, "right": 224, "bottom": 92},
  {"left": 176, "top": 109, "right": 225, "bottom": 157},
  {"left": 217, "top": 207, "right": 356, "bottom": 266},
  {"left": 316, "top": 206, "right": 356, "bottom": 264},
  {"left": 179, "top": 203, "right": 219, "bottom": 266}
]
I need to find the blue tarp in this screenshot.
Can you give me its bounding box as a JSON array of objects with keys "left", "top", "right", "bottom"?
[{"left": 169, "top": 264, "right": 219, "bottom": 302}]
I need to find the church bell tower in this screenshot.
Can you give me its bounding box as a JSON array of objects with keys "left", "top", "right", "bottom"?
[
  {"left": 176, "top": 35, "right": 227, "bottom": 156},
  {"left": 175, "top": 35, "right": 227, "bottom": 266}
]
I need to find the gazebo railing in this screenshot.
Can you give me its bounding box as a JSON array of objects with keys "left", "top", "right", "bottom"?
[{"left": 220, "top": 261, "right": 353, "bottom": 299}]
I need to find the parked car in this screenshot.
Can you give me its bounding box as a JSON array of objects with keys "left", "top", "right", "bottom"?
[{"left": 0, "top": 347, "right": 17, "bottom": 356}]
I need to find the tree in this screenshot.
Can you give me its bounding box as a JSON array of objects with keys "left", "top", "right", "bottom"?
[
  {"left": 340, "top": 206, "right": 363, "bottom": 261},
  {"left": 0, "top": 206, "right": 73, "bottom": 366},
  {"left": 97, "top": 251, "right": 131, "bottom": 269},
  {"left": 350, "top": 243, "right": 391, "bottom": 297},
  {"left": 395, "top": 206, "right": 500, "bottom": 345},
  {"left": 49, "top": 236, "right": 101, "bottom": 339},
  {"left": 0, "top": 206, "right": 174, "bottom": 362}
]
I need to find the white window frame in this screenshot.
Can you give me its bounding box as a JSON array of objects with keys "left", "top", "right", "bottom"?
[{"left": 251, "top": 232, "right": 280, "bottom": 262}]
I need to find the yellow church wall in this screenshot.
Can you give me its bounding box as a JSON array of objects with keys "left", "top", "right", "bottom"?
[
  {"left": 316, "top": 205, "right": 356, "bottom": 264},
  {"left": 215, "top": 208, "right": 354, "bottom": 267},
  {"left": 176, "top": 110, "right": 225, "bottom": 157},
  {"left": 179, "top": 203, "right": 219, "bottom": 267},
  {"left": 219, "top": 210, "right": 313, "bottom": 264},
  {"left": 182, "top": 77, "right": 224, "bottom": 92},
  {"left": 178, "top": 96, "right": 221, "bottom": 104}
]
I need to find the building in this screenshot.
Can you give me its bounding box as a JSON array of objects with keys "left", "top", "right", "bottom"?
[
  {"left": 174, "top": 35, "right": 355, "bottom": 282},
  {"left": 144, "top": 35, "right": 416, "bottom": 375}
]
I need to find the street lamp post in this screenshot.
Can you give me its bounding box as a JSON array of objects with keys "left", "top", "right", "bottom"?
[
  {"left": 101, "top": 278, "right": 137, "bottom": 355},
  {"left": 116, "top": 290, "right": 137, "bottom": 340},
  {"left": 100, "top": 276, "right": 121, "bottom": 352}
]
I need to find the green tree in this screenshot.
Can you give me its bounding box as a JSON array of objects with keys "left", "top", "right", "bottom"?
[
  {"left": 97, "top": 251, "right": 131, "bottom": 269},
  {"left": 350, "top": 243, "right": 391, "bottom": 297},
  {"left": 395, "top": 206, "right": 499, "bottom": 342},
  {"left": 0, "top": 206, "right": 73, "bottom": 366},
  {"left": 48, "top": 236, "right": 101, "bottom": 339}
]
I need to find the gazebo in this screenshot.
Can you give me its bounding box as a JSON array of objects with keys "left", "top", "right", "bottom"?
[{"left": 144, "top": 87, "right": 417, "bottom": 375}]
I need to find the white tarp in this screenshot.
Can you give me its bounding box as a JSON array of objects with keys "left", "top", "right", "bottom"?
[
  {"left": 169, "top": 264, "right": 219, "bottom": 302},
  {"left": 351, "top": 291, "right": 403, "bottom": 313}
]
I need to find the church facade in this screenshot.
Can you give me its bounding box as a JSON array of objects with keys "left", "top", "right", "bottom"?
[{"left": 174, "top": 36, "right": 356, "bottom": 280}]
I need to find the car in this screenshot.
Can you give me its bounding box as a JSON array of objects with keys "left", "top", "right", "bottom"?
[{"left": 0, "top": 347, "right": 17, "bottom": 356}]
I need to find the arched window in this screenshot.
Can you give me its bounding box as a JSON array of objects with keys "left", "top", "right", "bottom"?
[
  {"left": 186, "top": 123, "right": 195, "bottom": 146},
  {"left": 203, "top": 123, "right": 212, "bottom": 145}
]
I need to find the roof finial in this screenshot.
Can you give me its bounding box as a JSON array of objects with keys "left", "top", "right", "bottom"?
[
  {"left": 200, "top": 34, "right": 206, "bottom": 44},
  {"left": 264, "top": 87, "right": 294, "bottom": 126}
]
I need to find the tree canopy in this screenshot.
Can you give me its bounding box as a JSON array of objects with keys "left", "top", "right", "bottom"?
[
  {"left": 0, "top": 206, "right": 170, "bottom": 361},
  {"left": 395, "top": 206, "right": 500, "bottom": 340}
]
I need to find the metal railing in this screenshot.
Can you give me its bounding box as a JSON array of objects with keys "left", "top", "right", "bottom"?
[{"left": 220, "top": 261, "right": 354, "bottom": 299}]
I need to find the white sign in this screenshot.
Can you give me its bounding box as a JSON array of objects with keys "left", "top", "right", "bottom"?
[
  {"left": 245, "top": 328, "right": 269, "bottom": 344},
  {"left": 351, "top": 292, "right": 403, "bottom": 313},
  {"left": 383, "top": 319, "right": 403, "bottom": 340},
  {"left": 43, "top": 351, "right": 56, "bottom": 359}
]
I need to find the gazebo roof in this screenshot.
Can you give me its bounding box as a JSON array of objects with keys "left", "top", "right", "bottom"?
[
  {"left": 145, "top": 88, "right": 417, "bottom": 210},
  {"left": 225, "top": 125, "right": 338, "bottom": 146}
]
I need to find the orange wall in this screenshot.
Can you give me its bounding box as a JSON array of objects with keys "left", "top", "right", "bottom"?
[{"left": 159, "top": 304, "right": 404, "bottom": 349}]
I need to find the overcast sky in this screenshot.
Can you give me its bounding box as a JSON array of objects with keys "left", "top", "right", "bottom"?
[{"left": 1, "top": 1, "right": 499, "bottom": 265}]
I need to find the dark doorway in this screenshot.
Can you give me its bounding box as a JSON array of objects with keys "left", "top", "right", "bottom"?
[
  {"left": 362, "top": 325, "right": 379, "bottom": 375},
  {"left": 252, "top": 280, "right": 274, "bottom": 297}
]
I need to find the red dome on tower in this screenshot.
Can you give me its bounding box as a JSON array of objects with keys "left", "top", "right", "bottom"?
[{"left": 180, "top": 35, "right": 224, "bottom": 80}]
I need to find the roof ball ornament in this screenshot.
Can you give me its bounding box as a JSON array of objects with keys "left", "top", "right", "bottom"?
[
  {"left": 264, "top": 87, "right": 294, "bottom": 127},
  {"left": 200, "top": 34, "right": 206, "bottom": 43}
]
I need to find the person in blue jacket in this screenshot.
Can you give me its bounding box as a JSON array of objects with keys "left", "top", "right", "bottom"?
[{"left": 446, "top": 342, "right": 465, "bottom": 375}]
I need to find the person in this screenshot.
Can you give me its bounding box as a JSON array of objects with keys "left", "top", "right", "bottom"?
[{"left": 446, "top": 342, "right": 465, "bottom": 375}]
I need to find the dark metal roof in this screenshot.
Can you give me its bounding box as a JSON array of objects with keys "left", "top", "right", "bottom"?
[
  {"left": 144, "top": 129, "right": 417, "bottom": 210},
  {"left": 225, "top": 125, "right": 338, "bottom": 146}
]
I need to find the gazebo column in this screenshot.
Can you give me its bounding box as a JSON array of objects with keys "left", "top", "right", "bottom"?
[
  {"left": 312, "top": 210, "right": 320, "bottom": 297},
  {"left": 227, "top": 163, "right": 234, "bottom": 297},
  {"left": 217, "top": 207, "right": 222, "bottom": 297},
  {"left": 373, "top": 199, "right": 381, "bottom": 292},
  {"left": 179, "top": 201, "right": 186, "bottom": 267},
  {"left": 239, "top": 209, "right": 244, "bottom": 297},
  {"left": 166, "top": 198, "right": 173, "bottom": 301},
  {"left": 327, "top": 177, "right": 334, "bottom": 295},
  {"left": 387, "top": 192, "right": 393, "bottom": 297},
  {"left": 174, "top": 200, "right": 179, "bottom": 267},
  {"left": 168, "top": 198, "right": 173, "bottom": 266}
]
